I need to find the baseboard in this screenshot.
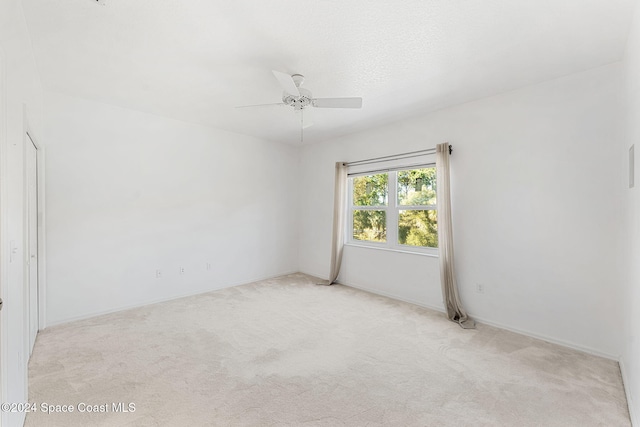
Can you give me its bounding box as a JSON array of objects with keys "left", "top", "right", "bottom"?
[
  {"left": 298, "top": 268, "right": 329, "bottom": 282},
  {"left": 45, "top": 270, "right": 299, "bottom": 328},
  {"left": 338, "top": 280, "right": 618, "bottom": 361},
  {"left": 338, "top": 280, "right": 446, "bottom": 314},
  {"left": 467, "top": 313, "right": 618, "bottom": 361},
  {"left": 620, "top": 357, "right": 638, "bottom": 426}
]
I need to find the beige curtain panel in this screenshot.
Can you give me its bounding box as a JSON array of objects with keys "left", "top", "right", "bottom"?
[
  {"left": 436, "top": 143, "right": 475, "bottom": 329},
  {"left": 320, "top": 161, "right": 348, "bottom": 285}
]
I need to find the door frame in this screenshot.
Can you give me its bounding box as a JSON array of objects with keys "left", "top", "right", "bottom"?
[
  {"left": 24, "top": 131, "right": 37, "bottom": 355},
  {"left": 22, "top": 110, "right": 46, "bottom": 354},
  {"left": 0, "top": 43, "right": 6, "bottom": 427}
]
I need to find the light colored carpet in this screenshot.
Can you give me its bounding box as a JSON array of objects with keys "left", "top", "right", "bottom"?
[{"left": 26, "top": 273, "right": 630, "bottom": 426}]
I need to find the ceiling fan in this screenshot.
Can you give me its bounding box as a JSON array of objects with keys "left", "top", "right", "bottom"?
[{"left": 237, "top": 70, "right": 363, "bottom": 140}]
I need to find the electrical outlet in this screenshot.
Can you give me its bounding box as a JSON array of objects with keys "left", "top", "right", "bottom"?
[
  {"left": 206, "top": 262, "right": 212, "bottom": 271},
  {"left": 180, "top": 267, "right": 185, "bottom": 274},
  {"left": 156, "top": 270, "right": 162, "bottom": 278},
  {"left": 476, "top": 283, "right": 485, "bottom": 294}
]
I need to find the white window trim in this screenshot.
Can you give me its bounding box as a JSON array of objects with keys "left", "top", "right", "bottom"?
[
  {"left": 343, "top": 242, "right": 439, "bottom": 258},
  {"left": 346, "top": 165, "right": 438, "bottom": 256}
]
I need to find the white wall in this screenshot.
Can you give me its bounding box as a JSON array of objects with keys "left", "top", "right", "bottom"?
[
  {"left": 0, "top": 1, "right": 45, "bottom": 426},
  {"left": 621, "top": 2, "right": 640, "bottom": 424},
  {"left": 44, "top": 92, "right": 299, "bottom": 326},
  {"left": 299, "top": 63, "right": 625, "bottom": 359}
]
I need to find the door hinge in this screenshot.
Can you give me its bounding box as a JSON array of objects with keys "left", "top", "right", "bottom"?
[{"left": 0, "top": 297, "right": 3, "bottom": 311}]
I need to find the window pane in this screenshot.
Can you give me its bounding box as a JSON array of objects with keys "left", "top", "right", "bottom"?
[
  {"left": 353, "top": 210, "right": 387, "bottom": 242},
  {"left": 353, "top": 173, "right": 388, "bottom": 206},
  {"left": 397, "top": 168, "right": 436, "bottom": 206},
  {"left": 398, "top": 210, "right": 437, "bottom": 248}
]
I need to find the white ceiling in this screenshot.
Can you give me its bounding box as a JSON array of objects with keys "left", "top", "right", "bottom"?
[{"left": 23, "top": 0, "right": 636, "bottom": 144}]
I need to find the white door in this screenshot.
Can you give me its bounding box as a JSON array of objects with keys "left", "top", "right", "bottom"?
[{"left": 26, "top": 134, "right": 38, "bottom": 354}]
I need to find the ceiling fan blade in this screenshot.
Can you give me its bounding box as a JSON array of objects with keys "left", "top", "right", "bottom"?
[
  {"left": 272, "top": 70, "right": 300, "bottom": 96},
  {"left": 235, "top": 103, "right": 285, "bottom": 108},
  {"left": 313, "top": 97, "right": 362, "bottom": 108}
]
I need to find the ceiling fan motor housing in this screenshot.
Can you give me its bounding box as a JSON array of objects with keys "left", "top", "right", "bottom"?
[{"left": 283, "top": 87, "right": 312, "bottom": 110}]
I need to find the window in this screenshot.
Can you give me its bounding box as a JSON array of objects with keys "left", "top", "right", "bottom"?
[
  {"left": 352, "top": 173, "right": 388, "bottom": 243},
  {"left": 348, "top": 167, "right": 437, "bottom": 254}
]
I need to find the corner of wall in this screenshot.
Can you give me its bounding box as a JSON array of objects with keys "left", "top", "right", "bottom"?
[{"left": 620, "top": 356, "right": 638, "bottom": 426}]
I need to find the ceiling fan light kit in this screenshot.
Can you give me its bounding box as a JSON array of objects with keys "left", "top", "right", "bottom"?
[{"left": 283, "top": 74, "right": 313, "bottom": 110}]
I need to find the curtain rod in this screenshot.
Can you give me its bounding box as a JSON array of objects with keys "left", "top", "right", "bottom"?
[
  {"left": 347, "top": 161, "right": 437, "bottom": 177},
  {"left": 343, "top": 145, "right": 452, "bottom": 167}
]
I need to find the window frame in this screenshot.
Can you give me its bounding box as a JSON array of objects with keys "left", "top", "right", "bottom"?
[{"left": 346, "top": 164, "right": 438, "bottom": 256}]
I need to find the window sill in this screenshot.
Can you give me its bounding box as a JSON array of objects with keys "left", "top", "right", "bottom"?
[{"left": 344, "top": 242, "right": 439, "bottom": 258}]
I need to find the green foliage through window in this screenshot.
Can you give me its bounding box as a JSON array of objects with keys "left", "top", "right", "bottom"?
[
  {"left": 353, "top": 174, "right": 388, "bottom": 206},
  {"left": 351, "top": 173, "right": 388, "bottom": 243},
  {"left": 398, "top": 210, "right": 437, "bottom": 248},
  {"left": 349, "top": 167, "right": 438, "bottom": 249},
  {"left": 353, "top": 210, "right": 387, "bottom": 242},
  {"left": 397, "top": 168, "right": 436, "bottom": 206},
  {"left": 397, "top": 168, "right": 437, "bottom": 248}
]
